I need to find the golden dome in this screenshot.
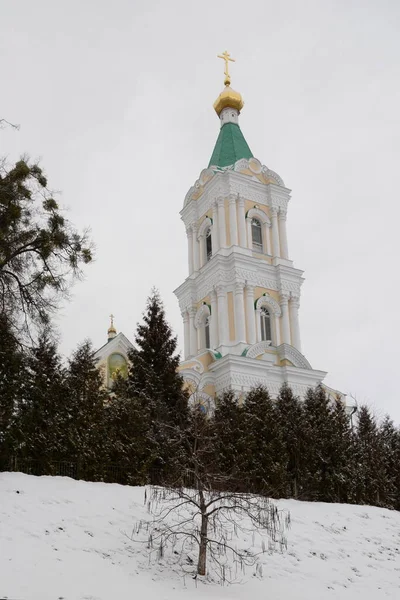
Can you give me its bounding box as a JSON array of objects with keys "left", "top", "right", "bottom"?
[
  {"left": 108, "top": 314, "right": 117, "bottom": 337},
  {"left": 213, "top": 85, "right": 244, "bottom": 116}
]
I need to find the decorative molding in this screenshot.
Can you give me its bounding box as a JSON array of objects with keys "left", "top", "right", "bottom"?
[
  {"left": 261, "top": 166, "right": 284, "bottom": 187},
  {"left": 197, "top": 216, "right": 212, "bottom": 239},
  {"left": 194, "top": 303, "right": 211, "bottom": 328},
  {"left": 246, "top": 206, "right": 271, "bottom": 226},
  {"left": 255, "top": 293, "right": 282, "bottom": 317},
  {"left": 246, "top": 341, "right": 272, "bottom": 359},
  {"left": 277, "top": 343, "right": 312, "bottom": 369}
]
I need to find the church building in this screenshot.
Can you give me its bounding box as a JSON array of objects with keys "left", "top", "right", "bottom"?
[{"left": 174, "top": 52, "right": 336, "bottom": 411}]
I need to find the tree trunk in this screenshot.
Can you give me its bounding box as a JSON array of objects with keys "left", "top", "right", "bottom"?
[{"left": 197, "top": 513, "right": 208, "bottom": 576}]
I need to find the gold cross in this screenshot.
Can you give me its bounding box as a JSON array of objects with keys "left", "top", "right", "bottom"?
[
  {"left": 217, "top": 50, "right": 235, "bottom": 86},
  {"left": 109, "top": 313, "right": 114, "bottom": 327}
]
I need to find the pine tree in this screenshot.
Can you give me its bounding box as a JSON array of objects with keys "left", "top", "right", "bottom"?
[
  {"left": 275, "top": 383, "right": 305, "bottom": 499},
  {"left": 126, "top": 290, "right": 189, "bottom": 478},
  {"left": 15, "top": 333, "right": 67, "bottom": 473},
  {"left": 64, "top": 340, "right": 108, "bottom": 479},
  {"left": 241, "top": 386, "right": 287, "bottom": 496}
]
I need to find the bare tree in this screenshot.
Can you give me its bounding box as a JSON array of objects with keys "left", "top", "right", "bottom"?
[{"left": 133, "top": 409, "right": 289, "bottom": 582}]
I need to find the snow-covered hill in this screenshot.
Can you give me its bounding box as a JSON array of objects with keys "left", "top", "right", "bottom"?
[{"left": 1, "top": 473, "right": 400, "bottom": 600}]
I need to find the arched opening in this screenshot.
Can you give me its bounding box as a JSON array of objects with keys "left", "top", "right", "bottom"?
[
  {"left": 260, "top": 307, "right": 271, "bottom": 342},
  {"left": 205, "top": 227, "right": 212, "bottom": 262},
  {"left": 251, "top": 218, "right": 263, "bottom": 252}
]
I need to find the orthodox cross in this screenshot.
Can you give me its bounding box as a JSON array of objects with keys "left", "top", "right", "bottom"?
[
  {"left": 217, "top": 50, "right": 235, "bottom": 86},
  {"left": 109, "top": 313, "right": 115, "bottom": 327}
]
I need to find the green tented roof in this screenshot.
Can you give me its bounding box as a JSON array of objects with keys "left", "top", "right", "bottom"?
[{"left": 208, "top": 122, "right": 253, "bottom": 168}]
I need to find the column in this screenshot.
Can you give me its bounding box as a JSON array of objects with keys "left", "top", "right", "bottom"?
[
  {"left": 217, "top": 197, "right": 226, "bottom": 248},
  {"left": 216, "top": 285, "right": 229, "bottom": 346},
  {"left": 255, "top": 308, "right": 261, "bottom": 342},
  {"left": 246, "top": 217, "right": 252, "bottom": 249},
  {"left": 265, "top": 224, "right": 272, "bottom": 255},
  {"left": 182, "top": 311, "right": 190, "bottom": 359},
  {"left": 274, "top": 314, "right": 281, "bottom": 346},
  {"left": 245, "top": 285, "right": 256, "bottom": 344},
  {"left": 188, "top": 307, "right": 197, "bottom": 356},
  {"left": 289, "top": 295, "right": 302, "bottom": 352},
  {"left": 228, "top": 195, "right": 238, "bottom": 246},
  {"left": 271, "top": 207, "right": 280, "bottom": 258},
  {"left": 280, "top": 293, "right": 291, "bottom": 344},
  {"left": 278, "top": 209, "right": 289, "bottom": 259},
  {"left": 262, "top": 222, "right": 269, "bottom": 254},
  {"left": 237, "top": 196, "right": 246, "bottom": 248},
  {"left": 187, "top": 228, "right": 193, "bottom": 275},
  {"left": 210, "top": 290, "right": 218, "bottom": 348},
  {"left": 198, "top": 234, "right": 205, "bottom": 269},
  {"left": 192, "top": 224, "right": 199, "bottom": 272},
  {"left": 212, "top": 202, "right": 219, "bottom": 253},
  {"left": 234, "top": 282, "right": 246, "bottom": 342}
]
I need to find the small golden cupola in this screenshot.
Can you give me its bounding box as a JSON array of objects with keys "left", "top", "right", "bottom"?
[
  {"left": 213, "top": 50, "right": 244, "bottom": 117},
  {"left": 107, "top": 314, "right": 117, "bottom": 342}
]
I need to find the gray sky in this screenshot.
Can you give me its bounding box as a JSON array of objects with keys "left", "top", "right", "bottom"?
[{"left": 1, "top": 0, "right": 399, "bottom": 422}]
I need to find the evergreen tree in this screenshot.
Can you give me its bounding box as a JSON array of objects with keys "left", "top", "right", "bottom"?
[
  {"left": 64, "top": 340, "right": 107, "bottom": 479},
  {"left": 213, "top": 391, "right": 244, "bottom": 483},
  {"left": 353, "top": 405, "right": 386, "bottom": 506},
  {"left": 275, "top": 383, "right": 305, "bottom": 499},
  {"left": 103, "top": 373, "right": 153, "bottom": 484},
  {"left": 15, "top": 333, "right": 67, "bottom": 472},
  {"left": 241, "top": 386, "right": 287, "bottom": 496},
  {"left": 302, "top": 385, "right": 337, "bottom": 501},
  {"left": 328, "top": 399, "right": 355, "bottom": 503},
  {"left": 0, "top": 315, "right": 26, "bottom": 466},
  {"left": 379, "top": 416, "right": 400, "bottom": 509},
  {"left": 126, "top": 290, "right": 189, "bottom": 478}
]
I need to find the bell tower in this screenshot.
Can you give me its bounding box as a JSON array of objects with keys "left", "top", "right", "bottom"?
[{"left": 174, "top": 53, "right": 327, "bottom": 407}]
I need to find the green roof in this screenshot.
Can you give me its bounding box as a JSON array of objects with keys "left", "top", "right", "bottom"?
[{"left": 208, "top": 122, "right": 253, "bottom": 168}]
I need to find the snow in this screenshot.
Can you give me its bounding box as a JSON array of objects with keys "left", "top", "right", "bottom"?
[{"left": 1, "top": 472, "right": 400, "bottom": 599}]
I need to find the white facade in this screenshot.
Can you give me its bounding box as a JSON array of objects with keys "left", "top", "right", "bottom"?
[{"left": 174, "top": 110, "right": 328, "bottom": 405}]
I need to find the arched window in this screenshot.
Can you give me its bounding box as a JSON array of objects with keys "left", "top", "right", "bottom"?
[
  {"left": 260, "top": 307, "right": 271, "bottom": 341},
  {"left": 251, "top": 218, "right": 263, "bottom": 252},
  {"left": 204, "top": 316, "right": 210, "bottom": 349},
  {"left": 205, "top": 227, "right": 212, "bottom": 262}
]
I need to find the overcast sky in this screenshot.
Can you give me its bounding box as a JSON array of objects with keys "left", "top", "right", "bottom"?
[{"left": 1, "top": 0, "right": 399, "bottom": 422}]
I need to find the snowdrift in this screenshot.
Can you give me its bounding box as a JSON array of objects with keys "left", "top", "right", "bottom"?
[{"left": 1, "top": 472, "right": 400, "bottom": 599}]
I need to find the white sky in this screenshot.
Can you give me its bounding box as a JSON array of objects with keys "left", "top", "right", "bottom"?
[{"left": 1, "top": 0, "right": 399, "bottom": 422}]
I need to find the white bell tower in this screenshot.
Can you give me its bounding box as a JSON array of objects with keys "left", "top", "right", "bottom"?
[{"left": 174, "top": 54, "right": 327, "bottom": 407}]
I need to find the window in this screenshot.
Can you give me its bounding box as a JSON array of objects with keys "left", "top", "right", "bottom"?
[
  {"left": 205, "top": 227, "right": 212, "bottom": 262},
  {"left": 251, "top": 218, "right": 263, "bottom": 252},
  {"left": 204, "top": 317, "right": 210, "bottom": 349},
  {"left": 260, "top": 307, "right": 272, "bottom": 342}
]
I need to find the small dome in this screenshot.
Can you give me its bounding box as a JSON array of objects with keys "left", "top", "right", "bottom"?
[{"left": 213, "top": 85, "right": 244, "bottom": 116}]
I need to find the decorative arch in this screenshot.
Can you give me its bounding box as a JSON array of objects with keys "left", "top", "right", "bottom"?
[
  {"left": 255, "top": 293, "right": 281, "bottom": 317},
  {"left": 194, "top": 303, "right": 211, "bottom": 328},
  {"left": 246, "top": 341, "right": 272, "bottom": 359},
  {"left": 197, "top": 216, "right": 213, "bottom": 239},
  {"left": 246, "top": 207, "right": 271, "bottom": 226}
]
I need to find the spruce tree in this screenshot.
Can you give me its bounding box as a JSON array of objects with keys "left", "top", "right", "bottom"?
[
  {"left": 241, "top": 386, "right": 287, "bottom": 496},
  {"left": 16, "top": 333, "right": 67, "bottom": 473},
  {"left": 353, "top": 405, "right": 386, "bottom": 506},
  {"left": 275, "top": 383, "right": 305, "bottom": 499},
  {"left": 126, "top": 290, "right": 189, "bottom": 478},
  {"left": 302, "top": 385, "right": 337, "bottom": 501},
  {"left": 213, "top": 391, "right": 244, "bottom": 483},
  {"left": 64, "top": 340, "right": 107, "bottom": 479},
  {"left": 379, "top": 416, "right": 399, "bottom": 509},
  {"left": 0, "top": 315, "right": 26, "bottom": 467}
]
